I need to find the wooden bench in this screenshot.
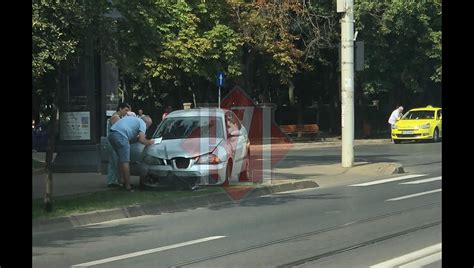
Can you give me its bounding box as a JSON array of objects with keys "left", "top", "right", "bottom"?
[{"left": 280, "top": 124, "right": 320, "bottom": 140}]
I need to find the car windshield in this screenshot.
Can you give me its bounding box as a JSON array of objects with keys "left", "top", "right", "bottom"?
[
  {"left": 402, "top": 110, "right": 435, "bottom": 120},
  {"left": 153, "top": 116, "right": 224, "bottom": 140}
]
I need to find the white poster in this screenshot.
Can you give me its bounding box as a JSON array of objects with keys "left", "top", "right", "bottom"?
[{"left": 60, "top": 112, "right": 91, "bottom": 140}]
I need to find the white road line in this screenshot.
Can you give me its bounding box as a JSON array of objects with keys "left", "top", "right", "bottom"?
[
  {"left": 272, "top": 188, "right": 316, "bottom": 195},
  {"left": 370, "top": 243, "right": 441, "bottom": 268},
  {"left": 400, "top": 176, "right": 441, "bottom": 185},
  {"left": 386, "top": 189, "right": 442, "bottom": 201},
  {"left": 71, "top": 236, "right": 226, "bottom": 267},
  {"left": 348, "top": 174, "right": 427, "bottom": 187},
  {"left": 398, "top": 251, "right": 442, "bottom": 268}
]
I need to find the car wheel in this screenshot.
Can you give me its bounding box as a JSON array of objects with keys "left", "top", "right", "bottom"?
[
  {"left": 139, "top": 175, "right": 160, "bottom": 188},
  {"left": 239, "top": 150, "right": 251, "bottom": 182},
  {"left": 393, "top": 139, "right": 401, "bottom": 144},
  {"left": 432, "top": 128, "right": 440, "bottom": 142}
]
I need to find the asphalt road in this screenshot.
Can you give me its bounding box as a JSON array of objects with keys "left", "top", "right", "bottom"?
[
  {"left": 32, "top": 141, "right": 442, "bottom": 268},
  {"left": 274, "top": 141, "right": 441, "bottom": 174}
]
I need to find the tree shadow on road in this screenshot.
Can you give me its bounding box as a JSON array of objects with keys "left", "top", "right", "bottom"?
[
  {"left": 208, "top": 192, "right": 348, "bottom": 211},
  {"left": 33, "top": 222, "right": 159, "bottom": 251},
  {"left": 273, "top": 154, "right": 404, "bottom": 169}
]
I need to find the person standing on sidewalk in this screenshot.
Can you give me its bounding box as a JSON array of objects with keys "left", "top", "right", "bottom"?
[
  {"left": 106, "top": 103, "right": 131, "bottom": 187},
  {"left": 108, "top": 115, "right": 155, "bottom": 192},
  {"left": 388, "top": 106, "right": 404, "bottom": 140}
]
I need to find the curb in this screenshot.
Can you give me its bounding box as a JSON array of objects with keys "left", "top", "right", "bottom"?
[
  {"left": 392, "top": 165, "right": 405, "bottom": 174},
  {"left": 32, "top": 180, "right": 320, "bottom": 233}
]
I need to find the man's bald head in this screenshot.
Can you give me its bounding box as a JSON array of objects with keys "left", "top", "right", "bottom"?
[{"left": 141, "top": 115, "right": 153, "bottom": 128}]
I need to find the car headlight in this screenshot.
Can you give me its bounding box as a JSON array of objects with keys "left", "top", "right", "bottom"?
[
  {"left": 196, "top": 153, "right": 221, "bottom": 165},
  {"left": 420, "top": 123, "right": 431, "bottom": 129},
  {"left": 143, "top": 155, "right": 164, "bottom": 165}
]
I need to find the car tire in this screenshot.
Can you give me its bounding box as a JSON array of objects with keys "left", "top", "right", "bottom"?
[
  {"left": 139, "top": 175, "right": 160, "bottom": 189},
  {"left": 239, "top": 150, "right": 251, "bottom": 182},
  {"left": 393, "top": 139, "right": 401, "bottom": 144},
  {"left": 432, "top": 128, "right": 440, "bottom": 142}
]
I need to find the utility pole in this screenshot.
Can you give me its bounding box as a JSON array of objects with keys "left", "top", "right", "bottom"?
[{"left": 338, "top": 0, "right": 354, "bottom": 167}]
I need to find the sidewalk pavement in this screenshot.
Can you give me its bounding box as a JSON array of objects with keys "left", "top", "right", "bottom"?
[{"left": 32, "top": 139, "right": 402, "bottom": 232}]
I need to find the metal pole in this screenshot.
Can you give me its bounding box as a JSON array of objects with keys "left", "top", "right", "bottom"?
[
  {"left": 218, "top": 86, "right": 221, "bottom": 108},
  {"left": 341, "top": 0, "right": 354, "bottom": 167}
]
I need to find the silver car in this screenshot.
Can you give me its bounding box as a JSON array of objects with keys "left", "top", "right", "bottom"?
[{"left": 139, "top": 108, "right": 251, "bottom": 188}]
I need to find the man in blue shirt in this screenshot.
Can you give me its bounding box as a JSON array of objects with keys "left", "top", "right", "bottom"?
[{"left": 109, "top": 115, "right": 155, "bottom": 192}]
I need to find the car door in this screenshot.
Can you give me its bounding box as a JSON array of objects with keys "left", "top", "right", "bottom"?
[
  {"left": 225, "top": 111, "right": 238, "bottom": 155},
  {"left": 233, "top": 112, "right": 248, "bottom": 162},
  {"left": 437, "top": 109, "right": 442, "bottom": 137},
  {"left": 227, "top": 111, "right": 248, "bottom": 178}
]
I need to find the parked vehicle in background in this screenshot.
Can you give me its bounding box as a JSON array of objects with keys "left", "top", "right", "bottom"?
[{"left": 391, "top": 105, "right": 442, "bottom": 144}]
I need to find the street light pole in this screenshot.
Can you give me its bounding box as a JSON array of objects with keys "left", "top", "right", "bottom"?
[{"left": 340, "top": 0, "right": 354, "bottom": 167}]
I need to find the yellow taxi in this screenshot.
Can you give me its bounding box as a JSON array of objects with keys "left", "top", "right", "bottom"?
[{"left": 391, "top": 105, "right": 442, "bottom": 144}]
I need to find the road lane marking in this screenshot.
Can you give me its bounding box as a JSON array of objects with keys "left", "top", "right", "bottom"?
[
  {"left": 71, "top": 236, "right": 226, "bottom": 267},
  {"left": 386, "top": 189, "right": 442, "bottom": 201},
  {"left": 348, "top": 174, "right": 427, "bottom": 187},
  {"left": 398, "top": 251, "right": 442, "bottom": 267},
  {"left": 272, "top": 188, "right": 317, "bottom": 195},
  {"left": 370, "top": 243, "right": 441, "bottom": 267},
  {"left": 400, "top": 176, "right": 441, "bottom": 184}
]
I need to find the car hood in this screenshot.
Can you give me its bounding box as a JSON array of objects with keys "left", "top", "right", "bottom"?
[
  {"left": 145, "top": 138, "right": 224, "bottom": 159},
  {"left": 396, "top": 119, "right": 434, "bottom": 128}
]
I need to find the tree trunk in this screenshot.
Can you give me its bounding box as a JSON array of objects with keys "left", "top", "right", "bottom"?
[
  {"left": 44, "top": 65, "right": 62, "bottom": 212},
  {"left": 44, "top": 112, "right": 56, "bottom": 212},
  {"left": 288, "top": 81, "right": 295, "bottom": 106}
]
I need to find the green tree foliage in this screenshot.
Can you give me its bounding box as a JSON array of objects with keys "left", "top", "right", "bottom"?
[
  {"left": 354, "top": 0, "right": 442, "bottom": 101},
  {"left": 33, "top": 0, "right": 113, "bottom": 80},
  {"left": 112, "top": 0, "right": 242, "bottom": 105},
  {"left": 33, "top": 0, "right": 442, "bottom": 129},
  {"left": 228, "top": 0, "right": 307, "bottom": 86},
  {"left": 33, "top": 1, "right": 81, "bottom": 78},
  {"left": 293, "top": 0, "right": 339, "bottom": 64},
  {"left": 32, "top": 0, "right": 114, "bottom": 212}
]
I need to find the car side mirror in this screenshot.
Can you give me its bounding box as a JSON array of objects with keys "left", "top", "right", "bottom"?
[{"left": 439, "top": 115, "right": 442, "bottom": 120}]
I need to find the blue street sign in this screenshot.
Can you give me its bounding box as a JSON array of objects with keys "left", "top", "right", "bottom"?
[{"left": 217, "top": 72, "right": 225, "bottom": 87}]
